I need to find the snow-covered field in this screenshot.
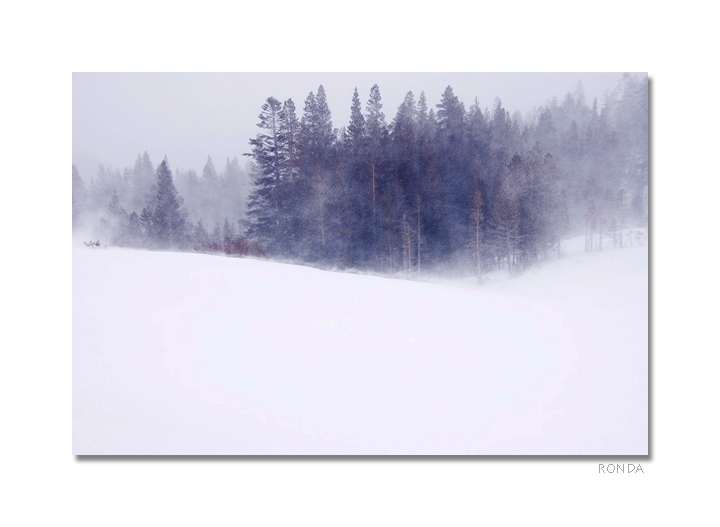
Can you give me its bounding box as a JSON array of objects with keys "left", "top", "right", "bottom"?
[{"left": 73, "top": 235, "right": 648, "bottom": 455}]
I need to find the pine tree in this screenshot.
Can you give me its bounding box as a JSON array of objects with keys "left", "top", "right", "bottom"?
[
  {"left": 296, "top": 86, "right": 336, "bottom": 262},
  {"left": 139, "top": 208, "right": 153, "bottom": 245},
  {"left": 245, "top": 97, "right": 287, "bottom": 253},
  {"left": 488, "top": 98, "right": 514, "bottom": 231},
  {"left": 147, "top": 157, "right": 188, "bottom": 248},
  {"left": 436, "top": 85, "right": 465, "bottom": 139},
  {"left": 279, "top": 99, "right": 300, "bottom": 182},
  {"left": 213, "top": 222, "right": 222, "bottom": 244},
  {"left": 222, "top": 217, "right": 235, "bottom": 251},
  {"left": 249, "top": 98, "right": 283, "bottom": 183},
  {"left": 347, "top": 88, "right": 365, "bottom": 155},
  {"left": 391, "top": 91, "right": 419, "bottom": 206},
  {"left": 365, "top": 84, "right": 388, "bottom": 264},
  {"left": 193, "top": 219, "right": 209, "bottom": 248},
  {"left": 468, "top": 98, "right": 490, "bottom": 181},
  {"left": 342, "top": 88, "right": 369, "bottom": 266},
  {"left": 536, "top": 109, "right": 557, "bottom": 158},
  {"left": 300, "top": 86, "right": 334, "bottom": 168},
  {"left": 416, "top": 92, "right": 443, "bottom": 269},
  {"left": 108, "top": 190, "right": 123, "bottom": 217},
  {"left": 202, "top": 155, "right": 219, "bottom": 185}
]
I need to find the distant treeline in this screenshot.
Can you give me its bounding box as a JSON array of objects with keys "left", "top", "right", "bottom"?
[{"left": 72, "top": 74, "right": 648, "bottom": 280}]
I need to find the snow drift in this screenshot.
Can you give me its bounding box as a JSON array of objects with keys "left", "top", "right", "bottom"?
[{"left": 73, "top": 236, "right": 648, "bottom": 455}]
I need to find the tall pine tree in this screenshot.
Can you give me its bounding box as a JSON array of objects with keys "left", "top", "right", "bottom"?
[{"left": 147, "top": 157, "right": 188, "bottom": 248}]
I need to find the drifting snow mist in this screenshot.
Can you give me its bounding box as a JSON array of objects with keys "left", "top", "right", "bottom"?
[
  {"left": 72, "top": 73, "right": 649, "bottom": 455},
  {"left": 73, "top": 73, "right": 648, "bottom": 281}
]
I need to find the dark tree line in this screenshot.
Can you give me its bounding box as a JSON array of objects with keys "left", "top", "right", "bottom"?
[
  {"left": 243, "top": 75, "right": 647, "bottom": 279},
  {"left": 73, "top": 74, "right": 647, "bottom": 281}
]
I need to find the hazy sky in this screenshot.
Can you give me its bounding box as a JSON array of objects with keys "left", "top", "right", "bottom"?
[{"left": 72, "top": 72, "right": 627, "bottom": 179}]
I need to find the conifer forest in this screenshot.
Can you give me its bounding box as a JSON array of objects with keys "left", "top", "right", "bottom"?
[{"left": 72, "top": 73, "right": 648, "bottom": 281}]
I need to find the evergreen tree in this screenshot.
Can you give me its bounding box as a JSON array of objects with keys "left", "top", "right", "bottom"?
[
  {"left": 245, "top": 97, "right": 287, "bottom": 254},
  {"left": 535, "top": 108, "right": 557, "bottom": 156},
  {"left": 343, "top": 88, "right": 369, "bottom": 266},
  {"left": 222, "top": 217, "right": 235, "bottom": 251},
  {"left": 436, "top": 85, "right": 470, "bottom": 260},
  {"left": 467, "top": 98, "right": 490, "bottom": 180},
  {"left": 249, "top": 98, "right": 283, "bottom": 183},
  {"left": 391, "top": 90, "right": 419, "bottom": 207},
  {"left": 347, "top": 88, "right": 366, "bottom": 154},
  {"left": 147, "top": 157, "right": 188, "bottom": 248},
  {"left": 139, "top": 208, "right": 153, "bottom": 245},
  {"left": 107, "top": 189, "right": 124, "bottom": 217},
  {"left": 297, "top": 86, "right": 337, "bottom": 262},
  {"left": 202, "top": 155, "right": 219, "bottom": 184},
  {"left": 415, "top": 92, "right": 443, "bottom": 269},
  {"left": 487, "top": 98, "right": 514, "bottom": 222},
  {"left": 193, "top": 219, "right": 209, "bottom": 247},
  {"left": 279, "top": 99, "right": 300, "bottom": 182},
  {"left": 365, "top": 84, "right": 388, "bottom": 264}
]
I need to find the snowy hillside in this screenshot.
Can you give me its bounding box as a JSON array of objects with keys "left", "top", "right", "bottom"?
[{"left": 73, "top": 235, "right": 648, "bottom": 455}]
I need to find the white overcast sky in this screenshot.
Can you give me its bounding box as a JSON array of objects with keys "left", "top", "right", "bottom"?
[{"left": 72, "top": 72, "right": 628, "bottom": 179}]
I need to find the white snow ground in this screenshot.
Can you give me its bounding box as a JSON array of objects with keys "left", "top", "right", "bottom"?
[{"left": 73, "top": 234, "right": 648, "bottom": 455}]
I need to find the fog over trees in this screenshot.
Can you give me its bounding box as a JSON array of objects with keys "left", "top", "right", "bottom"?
[{"left": 73, "top": 73, "right": 648, "bottom": 280}]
